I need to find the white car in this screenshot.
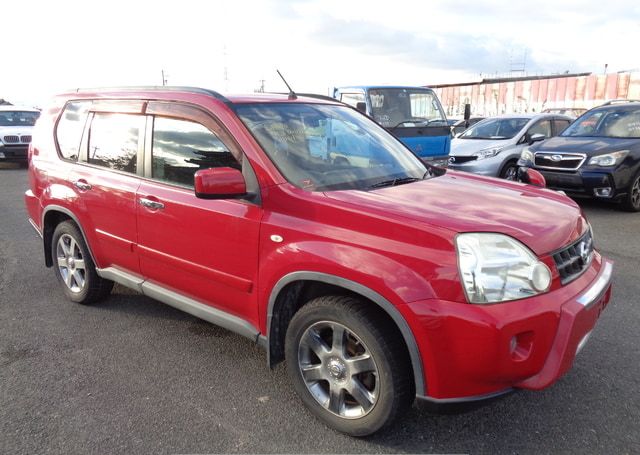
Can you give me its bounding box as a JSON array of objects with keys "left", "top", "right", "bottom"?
[
  {"left": 448, "top": 113, "right": 572, "bottom": 179},
  {"left": 0, "top": 106, "right": 41, "bottom": 164}
]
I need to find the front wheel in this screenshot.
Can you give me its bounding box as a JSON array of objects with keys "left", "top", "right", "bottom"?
[
  {"left": 52, "top": 221, "right": 113, "bottom": 304},
  {"left": 285, "top": 296, "right": 414, "bottom": 436},
  {"left": 500, "top": 161, "right": 519, "bottom": 180},
  {"left": 621, "top": 173, "right": 640, "bottom": 212}
]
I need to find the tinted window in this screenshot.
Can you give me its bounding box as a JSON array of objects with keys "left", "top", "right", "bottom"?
[
  {"left": 88, "top": 113, "right": 141, "bottom": 173},
  {"left": 56, "top": 102, "right": 91, "bottom": 161},
  {"left": 340, "top": 93, "right": 365, "bottom": 108},
  {"left": 554, "top": 119, "right": 570, "bottom": 135},
  {"left": 562, "top": 108, "right": 640, "bottom": 138},
  {"left": 152, "top": 117, "right": 240, "bottom": 188},
  {"left": 528, "top": 120, "right": 552, "bottom": 138}
]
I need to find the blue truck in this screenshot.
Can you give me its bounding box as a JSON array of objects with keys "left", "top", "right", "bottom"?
[{"left": 333, "top": 86, "right": 451, "bottom": 166}]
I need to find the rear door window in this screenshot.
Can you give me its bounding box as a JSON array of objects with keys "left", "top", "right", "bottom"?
[
  {"left": 553, "top": 119, "right": 571, "bottom": 135},
  {"left": 87, "top": 113, "right": 143, "bottom": 174}
]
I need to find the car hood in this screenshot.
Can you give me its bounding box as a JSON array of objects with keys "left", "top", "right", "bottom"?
[
  {"left": 325, "top": 171, "right": 587, "bottom": 255},
  {"left": 451, "top": 138, "right": 513, "bottom": 156},
  {"left": 533, "top": 136, "right": 638, "bottom": 154}
]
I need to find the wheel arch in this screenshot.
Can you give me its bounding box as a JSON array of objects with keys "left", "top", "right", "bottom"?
[
  {"left": 42, "top": 205, "right": 97, "bottom": 268},
  {"left": 266, "top": 271, "right": 425, "bottom": 396}
]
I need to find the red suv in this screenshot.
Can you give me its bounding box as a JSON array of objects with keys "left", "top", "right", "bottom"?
[{"left": 25, "top": 87, "right": 613, "bottom": 436}]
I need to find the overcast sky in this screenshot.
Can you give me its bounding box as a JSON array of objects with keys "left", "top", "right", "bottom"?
[{"left": 3, "top": 0, "right": 639, "bottom": 106}]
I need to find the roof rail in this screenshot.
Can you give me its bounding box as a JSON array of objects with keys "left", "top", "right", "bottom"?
[
  {"left": 73, "top": 86, "right": 233, "bottom": 105},
  {"left": 268, "top": 91, "right": 344, "bottom": 105},
  {"left": 600, "top": 99, "right": 640, "bottom": 106}
]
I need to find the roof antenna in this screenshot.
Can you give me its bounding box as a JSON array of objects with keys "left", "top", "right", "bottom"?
[{"left": 277, "top": 69, "right": 297, "bottom": 100}]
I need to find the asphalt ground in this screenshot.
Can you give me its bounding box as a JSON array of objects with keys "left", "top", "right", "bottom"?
[{"left": 1, "top": 166, "right": 638, "bottom": 454}]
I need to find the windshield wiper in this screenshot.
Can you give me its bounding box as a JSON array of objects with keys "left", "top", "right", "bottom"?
[{"left": 369, "top": 176, "right": 421, "bottom": 189}]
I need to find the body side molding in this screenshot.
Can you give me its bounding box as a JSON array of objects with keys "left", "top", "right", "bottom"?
[
  {"left": 267, "top": 271, "right": 426, "bottom": 396},
  {"left": 96, "top": 267, "right": 260, "bottom": 342}
]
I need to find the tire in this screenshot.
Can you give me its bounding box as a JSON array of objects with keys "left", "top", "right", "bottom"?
[
  {"left": 621, "top": 173, "right": 640, "bottom": 212},
  {"left": 500, "top": 161, "right": 518, "bottom": 180},
  {"left": 285, "top": 295, "right": 414, "bottom": 436},
  {"left": 51, "top": 221, "right": 113, "bottom": 304}
]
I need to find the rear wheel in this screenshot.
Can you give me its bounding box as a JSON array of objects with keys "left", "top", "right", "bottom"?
[
  {"left": 621, "top": 173, "right": 640, "bottom": 212},
  {"left": 52, "top": 221, "right": 113, "bottom": 304},
  {"left": 285, "top": 295, "right": 414, "bottom": 436}
]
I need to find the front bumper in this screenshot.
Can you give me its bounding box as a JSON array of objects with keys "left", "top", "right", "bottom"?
[
  {"left": 403, "top": 255, "right": 613, "bottom": 401},
  {"left": 0, "top": 145, "right": 29, "bottom": 162},
  {"left": 448, "top": 154, "right": 505, "bottom": 177}
]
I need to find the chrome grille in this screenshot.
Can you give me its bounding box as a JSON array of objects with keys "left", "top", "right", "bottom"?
[
  {"left": 3, "top": 135, "right": 19, "bottom": 143},
  {"left": 552, "top": 229, "right": 594, "bottom": 284},
  {"left": 535, "top": 152, "right": 586, "bottom": 170},
  {"left": 20, "top": 135, "right": 32, "bottom": 143}
]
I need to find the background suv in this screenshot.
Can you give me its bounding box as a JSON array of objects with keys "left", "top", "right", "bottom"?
[
  {"left": 0, "top": 106, "right": 40, "bottom": 164},
  {"left": 449, "top": 113, "right": 572, "bottom": 179},
  {"left": 25, "top": 87, "right": 612, "bottom": 436},
  {"left": 520, "top": 101, "right": 640, "bottom": 211}
]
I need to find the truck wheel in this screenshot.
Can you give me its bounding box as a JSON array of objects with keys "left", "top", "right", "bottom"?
[
  {"left": 285, "top": 295, "right": 413, "bottom": 436},
  {"left": 621, "top": 173, "right": 640, "bottom": 212},
  {"left": 52, "top": 221, "right": 113, "bottom": 304},
  {"left": 500, "top": 161, "right": 518, "bottom": 180}
]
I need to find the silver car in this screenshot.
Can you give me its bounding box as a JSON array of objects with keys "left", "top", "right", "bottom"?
[{"left": 448, "top": 113, "right": 572, "bottom": 179}]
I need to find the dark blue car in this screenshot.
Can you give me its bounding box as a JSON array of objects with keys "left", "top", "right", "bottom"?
[{"left": 519, "top": 100, "right": 640, "bottom": 211}]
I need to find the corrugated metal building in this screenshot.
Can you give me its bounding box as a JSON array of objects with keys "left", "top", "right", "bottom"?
[{"left": 430, "top": 71, "right": 640, "bottom": 117}]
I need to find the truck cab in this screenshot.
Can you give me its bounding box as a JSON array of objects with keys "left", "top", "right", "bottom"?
[{"left": 334, "top": 86, "right": 451, "bottom": 166}]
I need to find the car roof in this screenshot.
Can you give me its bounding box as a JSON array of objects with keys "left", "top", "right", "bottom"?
[
  {"left": 336, "top": 86, "right": 436, "bottom": 92},
  {"left": 0, "top": 105, "right": 40, "bottom": 112},
  {"left": 487, "top": 113, "right": 571, "bottom": 120}
]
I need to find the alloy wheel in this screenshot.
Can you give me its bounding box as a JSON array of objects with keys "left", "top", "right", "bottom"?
[
  {"left": 297, "top": 321, "right": 379, "bottom": 419},
  {"left": 632, "top": 177, "right": 640, "bottom": 209},
  {"left": 56, "top": 234, "right": 86, "bottom": 293}
]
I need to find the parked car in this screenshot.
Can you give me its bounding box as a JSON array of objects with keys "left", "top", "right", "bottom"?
[
  {"left": 333, "top": 86, "right": 451, "bottom": 167},
  {"left": 542, "top": 107, "right": 587, "bottom": 118},
  {"left": 451, "top": 116, "right": 485, "bottom": 136},
  {"left": 0, "top": 106, "right": 40, "bottom": 164},
  {"left": 519, "top": 100, "right": 640, "bottom": 211},
  {"left": 25, "top": 87, "right": 612, "bottom": 436},
  {"left": 448, "top": 113, "right": 572, "bottom": 179}
]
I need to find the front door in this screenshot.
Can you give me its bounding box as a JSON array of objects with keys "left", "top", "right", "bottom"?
[{"left": 136, "top": 104, "right": 262, "bottom": 327}]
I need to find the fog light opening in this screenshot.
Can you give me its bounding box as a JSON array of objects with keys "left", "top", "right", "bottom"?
[
  {"left": 594, "top": 187, "right": 613, "bottom": 198},
  {"left": 509, "top": 331, "right": 534, "bottom": 361}
]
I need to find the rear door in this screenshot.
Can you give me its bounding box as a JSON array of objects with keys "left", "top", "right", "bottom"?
[
  {"left": 136, "top": 102, "right": 262, "bottom": 327},
  {"left": 67, "top": 101, "right": 145, "bottom": 274}
]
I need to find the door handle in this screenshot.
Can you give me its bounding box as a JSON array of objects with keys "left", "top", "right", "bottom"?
[
  {"left": 73, "top": 180, "right": 92, "bottom": 191},
  {"left": 139, "top": 197, "right": 165, "bottom": 210}
]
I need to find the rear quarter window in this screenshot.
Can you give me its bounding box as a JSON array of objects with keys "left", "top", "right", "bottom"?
[{"left": 56, "top": 101, "right": 92, "bottom": 161}]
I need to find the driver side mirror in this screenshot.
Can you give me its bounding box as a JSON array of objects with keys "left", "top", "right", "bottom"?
[
  {"left": 529, "top": 133, "right": 546, "bottom": 144},
  {"left": 194, "top": 167, "right": 247, "bottom": 199},
  {"left": 355, "top": 102, "right": 367, "bottom": 113}
]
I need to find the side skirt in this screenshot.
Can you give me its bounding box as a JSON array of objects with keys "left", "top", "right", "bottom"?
[{"left": 97, "top": 266, "right": 261, "bottom": 343}]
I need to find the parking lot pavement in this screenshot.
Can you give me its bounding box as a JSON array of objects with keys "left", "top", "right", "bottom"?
[{"left": 1, "top": 167, "right": 639, "bottom": 454}]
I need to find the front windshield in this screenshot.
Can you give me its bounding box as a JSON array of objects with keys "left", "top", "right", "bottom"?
[
  {"left": 236, "top": 103, "right": 427, "bottom": 191},
  {"left": 562, "top": 108, "right": 640, "bottom": 138},
  {"left": 0, "top": 111, "right": 40, "bottom": 127},
  {"left": 368, "top": 88, "right": 447, "bottom": 128},
  {"left": 460, "top": 117, "right": 529, "bottom": 140}
]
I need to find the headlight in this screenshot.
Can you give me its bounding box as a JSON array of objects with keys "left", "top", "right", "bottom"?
[
  {"left": 588, "top": 150, "right": 628, "bottom": 166},
  {"left": 473, "top": 147, "right": 503, "bottom": 160},
  {"left": 520, "top": 147, "right": 534, "bottom": 163},
  {"left": 456, "top": 233, "right": 551, "bottom": 304}
]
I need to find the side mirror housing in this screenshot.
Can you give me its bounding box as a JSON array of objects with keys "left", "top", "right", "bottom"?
[
  {"left": 517, "top": 167, "right": 546, "bottom": 188},
  {"left": 355, "top": 102, "right": 367, "bottom": 113},
  {"left": 194, "top": 167, "right": 247, "bottom": 199},
  {"left": 529, "top": 133, "right": 546, "bottom": 144}
]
